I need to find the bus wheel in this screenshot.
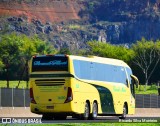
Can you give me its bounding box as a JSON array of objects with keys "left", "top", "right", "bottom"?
[
  {"left": 42, "top": 114, "right": 53, "bottom": 120},
  {"left": 119, "top": 104, "right": 127, "bottom": 119},
  {"left": 91, "top": 102, "right": 98, "bottom": 120},
  {"left": 83, "top": 102, "right": 90, "bottom": 120}
]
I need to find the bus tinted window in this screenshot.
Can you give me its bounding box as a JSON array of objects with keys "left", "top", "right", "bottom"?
[
  {"left": 32, "top": 56, "right": 68, "bottom": 72},
  {"left": 73, "top": 59, "right": 128, "bottom": 84}
]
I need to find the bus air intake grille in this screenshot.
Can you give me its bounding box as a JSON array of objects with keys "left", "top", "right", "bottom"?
[{"left": 35, "top": 79, "right": 65, "bottom": 86}]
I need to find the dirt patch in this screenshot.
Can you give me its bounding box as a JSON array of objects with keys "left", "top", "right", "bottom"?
[{"left": 0, "top": 1, "right": 82, "bottom": 23}]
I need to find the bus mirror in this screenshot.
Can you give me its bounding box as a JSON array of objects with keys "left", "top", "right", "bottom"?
[{"left": 131, "top": 75, "right": 139, "bottom": 88}]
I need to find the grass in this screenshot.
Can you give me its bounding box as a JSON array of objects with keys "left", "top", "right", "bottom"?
[
  {"left": 135, "top": 84, "right": 159, "bottom": 95},
  {"left": 0, "top": 81, "right": 29, "bottom": 89}
]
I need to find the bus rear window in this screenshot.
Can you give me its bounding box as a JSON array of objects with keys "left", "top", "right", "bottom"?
[{"left": 32, "top": 56, "right": 68, "bottom": 72}]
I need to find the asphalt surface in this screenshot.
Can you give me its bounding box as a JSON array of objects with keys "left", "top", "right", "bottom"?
[{"left": 0, "top": 107, "right": 160, "bottom": 117}]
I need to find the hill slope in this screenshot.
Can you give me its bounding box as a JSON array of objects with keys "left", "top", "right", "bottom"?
[{"left": 1, "top": 0, "right": 160, "bottom": 51}]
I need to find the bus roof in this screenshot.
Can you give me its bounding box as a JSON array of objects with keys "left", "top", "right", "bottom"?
[
  {"left": 32, "top": 54, "right": 130, "bottom": 68},
  {"left": 68, "top": 55, "right": 130, "bottom": 68}
]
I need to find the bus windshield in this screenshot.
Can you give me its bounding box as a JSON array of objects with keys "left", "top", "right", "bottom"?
[{"left": 32, "top": 56, "right": 68, "bottom": 72}]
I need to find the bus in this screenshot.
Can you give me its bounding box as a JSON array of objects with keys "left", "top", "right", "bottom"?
[{"left": 29, "top": 54, "right": 139, "bottom": 120}]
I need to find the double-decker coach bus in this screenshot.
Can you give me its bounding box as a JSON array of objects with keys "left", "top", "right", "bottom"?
[{"left": 29, "top": 54, "right": 138, "bottom": 120}]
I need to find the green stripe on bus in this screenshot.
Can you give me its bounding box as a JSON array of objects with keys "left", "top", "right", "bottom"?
[{"left": 93, "top": 85, "right": 115, "bottom": 114}]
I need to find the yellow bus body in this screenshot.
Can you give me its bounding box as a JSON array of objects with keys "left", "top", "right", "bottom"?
[{"left": 29, "top": 55, "right": 138, "bottom": 119}]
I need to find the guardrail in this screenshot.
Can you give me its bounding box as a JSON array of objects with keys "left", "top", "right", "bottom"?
[
  {"left": 0, "top": 88, "right": 160, "bottom": 108},
  {"left": 0, "top": 88, "right": 29, "bottom": 107},
  {"left": 135, "top": 94, "right": 160, "bottom": 108}
]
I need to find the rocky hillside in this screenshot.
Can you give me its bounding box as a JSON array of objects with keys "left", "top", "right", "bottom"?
[
  {"left": 0, "top": 0, "right": 82, "bottom": 22},
  {"left": 81, "top": 0, "right": 160, "bottom": 43},
  {"left": 1, "top": 0, "right": 160, "bottom": 51}
]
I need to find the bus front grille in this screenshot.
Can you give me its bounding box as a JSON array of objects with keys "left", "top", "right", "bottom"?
[{"left": 35, "top": 79, "right": 65, "bottom": 86}]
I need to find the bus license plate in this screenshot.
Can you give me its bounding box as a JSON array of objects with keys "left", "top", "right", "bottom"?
[{"left": 46, "top": 106, "right": 54, "bottom": 109}]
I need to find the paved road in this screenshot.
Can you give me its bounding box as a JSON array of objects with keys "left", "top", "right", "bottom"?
[{"left": 0, "top": 107, "right": 160, "bottom": 117}]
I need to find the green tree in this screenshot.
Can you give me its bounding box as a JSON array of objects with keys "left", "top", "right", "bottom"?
[
  {"left": 58, "top": 48, "right": 71, "bottom": 55},
  {"left": 0, "top": 33, "right": 57, "bottom": 88},
  {"left": 0, "top": 60, "right": 4, "bottom": 71},
  {"left": 17, "top": 35, "right": 57, "bottom": 88},
  {"left": 0, "top": 33, "right": 23, "bottom": 87},
  {"left": 31, "top": 35, "right": 57, "bottom": 55},
  {"left": 131, "top": 38, "right": 160, "bottom": 90},
  {"left": 87, "top": 41, "right": 134, "bottom": 63}
]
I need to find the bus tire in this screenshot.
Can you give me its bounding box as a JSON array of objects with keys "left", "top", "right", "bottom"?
[
  {"left": 83, "top": 102, "right": 90, "bottom": 120},
  {"left": 42, "top": 114, "right": 53, "bottom": 120},
  {"left": 90, "top": 102, "right": 98, "bottom": 120},
  {"left": 119, "top": 104, "right": 127, "bottom": 119}
]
